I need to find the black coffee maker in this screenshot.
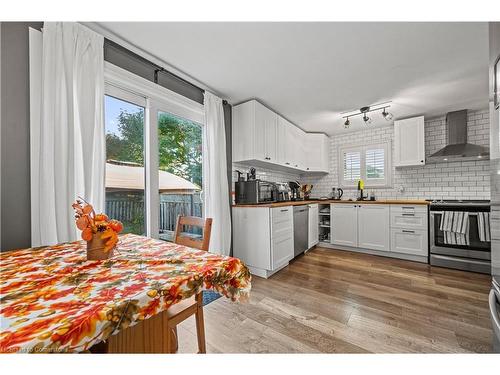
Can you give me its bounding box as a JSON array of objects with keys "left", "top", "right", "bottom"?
[{"left": 288, "top": 181, "right": 302, "bottom": 201}]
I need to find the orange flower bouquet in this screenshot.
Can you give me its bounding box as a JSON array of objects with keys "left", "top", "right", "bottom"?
[{"left": 72, "top": 198, "right": 123, "bottom": 260}]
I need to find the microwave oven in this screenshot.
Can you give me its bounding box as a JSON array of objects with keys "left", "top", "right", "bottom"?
[{"left": 235, "top": 180, "right": 277, "bottom": 204}]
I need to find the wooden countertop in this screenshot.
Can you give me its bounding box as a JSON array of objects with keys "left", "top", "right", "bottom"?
[{"left": 232, "top": 199, "right": 430, "bottom": 208}]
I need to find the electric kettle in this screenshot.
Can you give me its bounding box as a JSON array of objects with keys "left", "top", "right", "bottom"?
[{"left": 331, "top": 187, "right": 343, "bottom": 200}]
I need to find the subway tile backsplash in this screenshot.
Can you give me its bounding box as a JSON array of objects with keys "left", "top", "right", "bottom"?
[
  {"left": 302, "top": 109, "right": 490, "bottom": 200},
  {"left": 231, "top": 109, "right": 490, "bottom": 201}
]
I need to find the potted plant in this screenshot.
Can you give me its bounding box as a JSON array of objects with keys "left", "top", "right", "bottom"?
[{"left": 72, "top": 198, "right": 123, "bottom": 260}]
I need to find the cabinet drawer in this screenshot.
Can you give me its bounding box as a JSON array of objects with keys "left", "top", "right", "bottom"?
[
  {"left": 272, "top": 236, "right": 294, "bottom": 270},
  {"left": 271, "top": 206, "right": 293, "bottom": 224},
  {"left": 390, "top": 228, "right": 428, "bottom": 256},
  {"left": 271, "top": 219, "right": 293, "bottom": 241},
  {"left": 390, "top": 210, "right": 428, "bottom": 230},
  {"left": 390, "top": 205, "right": 428, "bottom": 214}
]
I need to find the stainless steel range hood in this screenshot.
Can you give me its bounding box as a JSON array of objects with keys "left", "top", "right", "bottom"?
[{"left": 427, "top": 109, "right": 489, "bottom": 163}]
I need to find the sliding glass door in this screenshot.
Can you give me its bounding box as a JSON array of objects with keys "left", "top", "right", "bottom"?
[
  {"left": 157, "top": 110, "right": 203, "bottom": 242},
  {"left": 104, "top": 94, "right": 146, "bottom": 235},
  {"left": 104, "top": 65, "right": 205, "bottom": 240}
]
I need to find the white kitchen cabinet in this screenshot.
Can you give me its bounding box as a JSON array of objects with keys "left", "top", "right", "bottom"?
[
  {"left": 232, "top": 206, "right": 294, "bottom": 278},
  {"left": 232, "top": 100, "right": 277, "bottom": 163},
  {"left": 305, "top": 133, "right": 330, "bottom": 172},
  {"left": 283, "top": 121, "right": 306, "bottom": 169},
  {"left": 271, "top": 206, "right": 294, "bottom": 270},
  {"left": 308, "top": 204, "right": 319, "bottom": 248},
  {"left": 357, "top": 205, "right": 390, "bottom": 252},
  {"left": 390, "top": 228, "right": 427, "bottom": 256},
  {"left": 490, "top": 101, "right": 500, "bottom": 160},
  {"left": 233, "top": 100, "right": 328, "bottom": 174},
  {"left": 394, "top": 116, "right": 425, "bottom": 167},
  {"left": 331, "top": 204, "right": 358, "bottom": 247}
]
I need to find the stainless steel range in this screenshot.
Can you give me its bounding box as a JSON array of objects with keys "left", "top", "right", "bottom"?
[{"left": 429, "top": 199, "right": 491, "bottom": 274}]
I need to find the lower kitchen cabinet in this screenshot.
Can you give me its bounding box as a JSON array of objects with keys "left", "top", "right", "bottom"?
[
  {"left": 331, "top": 204, "right": 358, "bottom": 247},
  {"left": 357, "top": 205, "right": 390, "bottom": 252},
  {"left": 329, "top": 203, "right": 428, "bottom": 263},
  {"left": 232, "top": 206, "right": 294, "bottom": 278},
  {"left": 390, "top": 228, "right": 428, "bottom": 256},
  {"left": 308, "top": 203, "right": 319, "bottom": 248}
]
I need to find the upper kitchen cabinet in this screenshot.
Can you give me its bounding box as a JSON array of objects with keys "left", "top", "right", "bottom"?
[
  {"left": 305, "top": 133, "right": 330, "bottom": 173},
  {"left": 233, "top": 99, "right": 328, "bottom": 174},
  {"left": 283, "top": 120, "right": 306, "bottom": 169},
  {"left": 394, "top": 116, "right": 425, "bottom": 167},
  {"left": 232, "top": 100, "right": 278, "bottom": 163}
]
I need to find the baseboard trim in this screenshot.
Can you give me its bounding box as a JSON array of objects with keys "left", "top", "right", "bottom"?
[{"left": 317, "top": 243, "right": 429, "bottom": 264}]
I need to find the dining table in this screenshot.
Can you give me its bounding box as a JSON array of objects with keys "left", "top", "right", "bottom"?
[{"left": 0, "top": 233, "right": 251, "bottom": 353}]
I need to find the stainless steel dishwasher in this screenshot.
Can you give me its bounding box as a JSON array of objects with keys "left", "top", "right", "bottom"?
[{"left": 293, "top": 205, "right": 308, "bottom": 257}]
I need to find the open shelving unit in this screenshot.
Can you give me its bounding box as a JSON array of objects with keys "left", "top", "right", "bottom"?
[{"left": 318, "top": 203, "right": 331, "bottom": 245}]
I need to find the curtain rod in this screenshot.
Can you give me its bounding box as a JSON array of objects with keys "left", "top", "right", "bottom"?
[{"left": 104, "top": 38, "right": 204, "bottom": 94}]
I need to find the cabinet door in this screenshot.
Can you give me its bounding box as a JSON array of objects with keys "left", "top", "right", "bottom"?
[
  {"left": 254, "top": 101, "right": 277, "bottom": 161},
  {"left": 331, "top": 204, "right": 358, "bottom": 247},
  {"left": 283, "top": 118, "right": 296, "bottom": 168},
  {"left": 271, "top": 206, "right": 294, "bottom": 270},
  {"left": 276, "top": 116, "right": 287, "bottom": 164},
  {"left": 294, "top": 127, "right": 307, "bottom": 170},
  {"left": 490, "top": 101, "right": 500, "bottom": 160},
  {"left": 308, "top": 204, "right": 319, "bottom": 248},
  {"left": 394, "top": 116, "right": 425, "bottom": 167},
  {"left": 305, "top": 133, "right": 329, "bottom": 172},
  {"left": 357, "top": 205, "right": 390, "bottom": 252},
  {"left": 390, "top": 228, "right": 428, "bottom": 256}
]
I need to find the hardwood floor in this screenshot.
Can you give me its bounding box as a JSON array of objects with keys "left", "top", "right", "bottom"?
[{"left": 176, "top": 247, "right": 493, "bottom": 353}]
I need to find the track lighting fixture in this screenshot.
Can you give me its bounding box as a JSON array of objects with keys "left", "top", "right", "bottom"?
[
  {"left": 382, "top": 108, "right": 394, "bottom": 121},
  {"left": 340, "top": 101, "right": 393, "bottom": 127}
]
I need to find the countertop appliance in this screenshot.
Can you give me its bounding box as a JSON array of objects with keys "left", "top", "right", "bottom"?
[
  {"left": 276, "top": 182, "right": 291, "bottom": 202},
  {"left": 289, "top": 181, "right": 303, "bottom": 201},
  {"left": 429, "top": 200, "right": 491, "bottom": 274},
  {"left": 331, "top": 187, "right": 343, "bottom": 200},
  {"left": 293, "top": 205, "right": 308, "bottom": 257},
  {"left": 235, "top": 180, "right": 277, "bottom": 205}
]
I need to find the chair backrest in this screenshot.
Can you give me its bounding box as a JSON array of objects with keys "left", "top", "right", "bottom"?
[{"left": 173, "top": 215, "right": 213, "bottom": 251}]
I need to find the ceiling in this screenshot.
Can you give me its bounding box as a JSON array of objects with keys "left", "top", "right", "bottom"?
[{"left": 97, "top": 22, "right": 489, "bottom": 135}]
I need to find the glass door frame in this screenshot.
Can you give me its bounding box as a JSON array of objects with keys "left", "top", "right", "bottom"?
[{"left": 104, "top": 62, "right": 205, "bottom": 239}]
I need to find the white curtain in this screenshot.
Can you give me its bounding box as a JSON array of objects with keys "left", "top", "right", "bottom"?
[
  {"left": 31, "top": 22, "right": 105, "bottom": 246},
  {"left": 202, "top": 92, "right": 231, "bottom": 256}
]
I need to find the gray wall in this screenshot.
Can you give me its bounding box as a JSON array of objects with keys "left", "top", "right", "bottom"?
[{"left": 1, "top": 22, "right": 42, "bottom": 250}]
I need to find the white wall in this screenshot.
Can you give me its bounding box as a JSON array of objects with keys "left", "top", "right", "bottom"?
[{"left": 303, "top": 109, "right": 491, "bottom": 200}]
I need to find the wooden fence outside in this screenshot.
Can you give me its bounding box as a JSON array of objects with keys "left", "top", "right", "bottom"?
[{"left": 106, "top": 199, "right": 202, "bottom": 233}]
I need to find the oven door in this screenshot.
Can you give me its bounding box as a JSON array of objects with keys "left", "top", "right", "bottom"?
[{"left": 430, "top": 211, "right": 491, "bottom": 260}]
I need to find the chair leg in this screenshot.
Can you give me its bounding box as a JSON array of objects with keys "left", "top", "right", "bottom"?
[
  {"left": 172, "top": 326, "right": 178, "bottom": 353},
  {"left": 195, "top": 293, "right": 206, "bottom": 354},
  {"left": 166, "top": 325, "right": 178, "bottom": 354}
]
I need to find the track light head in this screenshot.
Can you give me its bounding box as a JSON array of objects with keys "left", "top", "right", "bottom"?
[
  {"left": 382, "top": 108, "right": 394, "bottom": 121},
  {"left": 344, "top": 117, "right": 350, "bottom": 128},
  {"left": 363, "top": 114, "right": 372, "bottom": 124}
]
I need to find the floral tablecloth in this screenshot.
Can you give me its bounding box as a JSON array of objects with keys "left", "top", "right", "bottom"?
[{"left": 0, "top": 234, "right": 251, "bottom": 353}]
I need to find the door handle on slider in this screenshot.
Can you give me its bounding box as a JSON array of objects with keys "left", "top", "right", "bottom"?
[{"left": 402, "top": 230, "right": 415, "bottom": 233}]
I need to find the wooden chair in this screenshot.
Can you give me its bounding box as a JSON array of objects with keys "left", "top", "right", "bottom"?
[{"left": 166, "top": 215, "right": 213, "bottom": 353}]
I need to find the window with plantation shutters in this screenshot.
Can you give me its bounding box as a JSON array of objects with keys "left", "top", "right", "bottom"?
[
  {"left": 365, "top": 148, "right": 385, "bottom": 180},
  {"left": 343, "top": 151, "right": 361, "bottom": 182},
  {"left": 339, "top": 141, "right": 391, "bottom": 188}
]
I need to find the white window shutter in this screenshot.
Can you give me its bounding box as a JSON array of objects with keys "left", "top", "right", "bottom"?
[
  {"left": 343, "top": 150, "right": 361, "bottom": 182},
  {"left": 365, "top": 148, "right": 385, "bottom": 180}
]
